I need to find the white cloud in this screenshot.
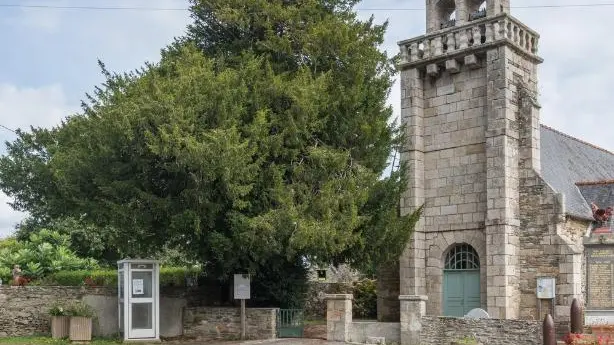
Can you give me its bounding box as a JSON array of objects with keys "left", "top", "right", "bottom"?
[
  {"left": 0, "top": 83, "right": 76, "bottom": 131},
  {"left": 0, "top": 193, "right": 24, "bottom": 239},
  {"left": 0, "top": 83, "right": 75, "bottom": 237}
]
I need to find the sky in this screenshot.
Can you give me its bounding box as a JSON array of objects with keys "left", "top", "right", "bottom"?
[{"left": 0, "top": 0, "right": 612, "bottom": 237}]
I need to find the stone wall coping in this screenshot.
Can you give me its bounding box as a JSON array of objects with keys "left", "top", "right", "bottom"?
[
  {"left": 399, "top": 295, "right": 428, "bottom": 301},
  {"left": 325, "top": 294, "right": 353, "bottom": 300}
]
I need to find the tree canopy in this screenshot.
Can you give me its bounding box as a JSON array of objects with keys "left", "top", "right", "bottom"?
[{"left": 0, "top": 0, "right": 421, "bottom": 306}]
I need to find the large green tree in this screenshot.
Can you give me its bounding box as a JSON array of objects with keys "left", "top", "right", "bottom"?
[{"left": 0, "top": 0, "right": 421, "bottom": 307}]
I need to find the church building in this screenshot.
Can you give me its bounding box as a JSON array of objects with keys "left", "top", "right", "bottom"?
[{"left": 378, "top": 0, "right": 614, "bottom": 322}]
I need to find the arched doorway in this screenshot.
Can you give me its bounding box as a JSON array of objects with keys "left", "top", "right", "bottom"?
[{"left": 443, "top": 243, "right": 481, "bottom": 316}]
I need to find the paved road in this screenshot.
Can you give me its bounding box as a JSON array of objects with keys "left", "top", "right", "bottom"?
[
  {"left": 241, "top": 340, "right": 344, "bottom": 345},
  {"left": 169, "top": 339, "right": 345, "bottom": 345}
]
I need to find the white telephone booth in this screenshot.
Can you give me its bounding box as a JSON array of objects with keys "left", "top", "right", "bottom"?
[{"left": 117, "top": 259, "right": 160, "bottom": 341}]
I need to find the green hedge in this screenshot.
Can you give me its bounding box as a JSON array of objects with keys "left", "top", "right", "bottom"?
[{"left": 46, "top": 266, "right": 201, "bottom": 287}]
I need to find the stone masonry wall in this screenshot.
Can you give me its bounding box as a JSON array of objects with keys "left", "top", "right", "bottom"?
[
  {"left": 183, "top": 307, "right": 277, "bottom": 340},
  {"left": 399, "top": 58, "right": 490, "bottom": 316},
  {"left": 421, "top": 316, "right": 541, "bottom": 345},
  {"left": 421, "top": 64, "right": 487, "bottom": 237},
  {"left": 563, "top": 217, "right": 589, "bottom": 306},
  {"left": 512, "top": 40, "right": 585, "bottom": 325},
  {"left": 0, "top": 286, "right": 114, "bottom": 337}
]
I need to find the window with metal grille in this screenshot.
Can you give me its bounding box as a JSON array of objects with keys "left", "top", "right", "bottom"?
[{"left": 444, "top": 244, "right": 480, "bottom": 270}]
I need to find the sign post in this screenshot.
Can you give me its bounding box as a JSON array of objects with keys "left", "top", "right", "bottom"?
[{"left": 234, "top": 274, "right": 251, "bottom": 340}]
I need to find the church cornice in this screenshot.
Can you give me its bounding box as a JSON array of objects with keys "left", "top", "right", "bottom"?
[{"left": 396, "top": 13, "right": 543, "bottom": 71}]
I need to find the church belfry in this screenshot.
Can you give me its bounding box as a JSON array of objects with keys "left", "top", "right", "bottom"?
[
  {"left": 384, "top": 0, "right": 544, "bottom": 320},
  {"left": 426, "top": 0, "right": 510, "bottom": 33}
]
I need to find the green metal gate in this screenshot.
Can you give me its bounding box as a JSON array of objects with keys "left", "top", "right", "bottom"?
[{"left": 276, "top": 309, "right": 304, "bottom": 338}]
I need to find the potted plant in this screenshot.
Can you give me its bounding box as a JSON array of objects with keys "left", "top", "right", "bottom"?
[
  {"left": 67, "top": 301, "right": 96, "bottom": 342},
  {"left": 49, "top": 303, "right": 70, "bottom": 339}
]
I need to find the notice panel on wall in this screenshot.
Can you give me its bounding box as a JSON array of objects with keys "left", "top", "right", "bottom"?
[
  {"left": 586, "top": 245, "right": 614, "bottom": 309},
  {"left": 536, "top": 277, "right": 555, "bottom": 299},
  {"left": 132, "top": 279, "right": 144, "bottom": 295},
  {"left": 234, "top": 274, "right": 250, "bottom": 300}
]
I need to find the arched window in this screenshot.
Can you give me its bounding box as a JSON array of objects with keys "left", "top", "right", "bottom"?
[
  {"left": 436, "top": 0, "right": 456, "bottom": 29},
  {"left": 444, "top": 243, "right": 480, "bottom": 270},
  {"left": 449, "top": 10, "right": 457, "bottom": 21},
  {"left": 469, "top": 0, "right": 488, "bottom": 21}
]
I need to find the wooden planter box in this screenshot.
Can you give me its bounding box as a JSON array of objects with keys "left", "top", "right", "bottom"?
[
  {"left": 51, "top": 316, "right": 70, "bottom": 339},
  {"left": 69, "top": 317, "right": 92, "bottom": 342}
]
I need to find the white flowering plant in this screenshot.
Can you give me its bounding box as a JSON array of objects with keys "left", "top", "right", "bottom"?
[{"left": 48, "top": 303, "right": 69, "bottom": 316}]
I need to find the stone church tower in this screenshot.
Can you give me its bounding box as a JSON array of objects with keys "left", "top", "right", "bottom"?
[{"left": 379, "top": 0, "right": 548, "bottom": 320}]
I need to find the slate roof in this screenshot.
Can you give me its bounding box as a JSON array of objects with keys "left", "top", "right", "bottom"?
[
  {"left": 576, "top": 181, "right": 614, "bottom": 215},
  {"left": 540, "top": 125, "right": 614, "bottom": 219}
]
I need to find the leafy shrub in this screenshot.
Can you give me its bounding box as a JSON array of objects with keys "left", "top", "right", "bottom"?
[
  {"left": 0, "top": 266, "right": 10, "bottom": 284},
  {"left": 160, "top": 266, "right": 201, "bottom": 287},
  {"left": 48, "top": 266, "right": 201, "bottom": 287},
  {"left": 352, "top": 278, "right": 377, "bottom": 320},
  {"left": 47, "top": 270, "right": 89, "bottom": 286},
  {"left": 48, "top": 302, "right": 70, "bottom": 316},
  {"left": 91, "top": 269, "right": 118, "bottom": 286},
  {"left": 0, "top": 229, "right": 99, "bottom": 281},
  {"left": 66, "top": 301, "right": 96, "bottom": 318},
  {"left": 49, "top": 269, "right": 117, "bottom": 287}
]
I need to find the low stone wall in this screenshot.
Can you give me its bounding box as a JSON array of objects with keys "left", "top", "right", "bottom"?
[
  {"left": 326, "top": 294, "right": 544, "bottom": 345},
  {"left": 0, "top": 286, "right": 114, "bottom": 337},
  {"left": 350, "top": 321, "right": 400, "bottom": 344},
  {"left": 183, "top": 307, "right": 277, "bottom": 340},
  {"left": 0, "top": 286, "right": 266, "bottom": 339},
  {"left": 421, "top": 316, "right": 541, "bottom": 345}
]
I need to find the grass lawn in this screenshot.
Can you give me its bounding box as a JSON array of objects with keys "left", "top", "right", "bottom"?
[{"left": 0, "top": 337, "right": 123, "bottom": 345}]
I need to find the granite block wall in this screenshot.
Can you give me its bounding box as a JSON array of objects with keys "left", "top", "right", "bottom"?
[
  {"left": 183, "top": 307, "right": 277, "bottom": 340},
  {"left": 0, "top": 286, "right": 114, "bottom": 337},
  {"left": 421, "top": 316, "right": 541, "bottom": 345}
]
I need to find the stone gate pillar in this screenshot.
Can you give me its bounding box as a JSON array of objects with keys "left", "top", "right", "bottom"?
[
  {"left": 400, "top": 295, "right": 427, "bottom": 345},
  {"left": 325, "top": 294, "right": 352, "bottom": 342}
]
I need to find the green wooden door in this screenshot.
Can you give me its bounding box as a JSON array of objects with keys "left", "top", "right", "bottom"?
[
  {"left": 443, "top": 269, "right": 481, "bottom": 316},
  {"left": 443, "top": 243, "right": 481, "bottom": 317}
]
